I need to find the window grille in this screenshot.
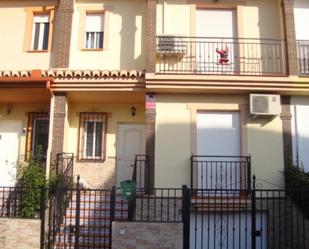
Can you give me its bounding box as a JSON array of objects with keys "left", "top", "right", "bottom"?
[{"left": 78, "top": 112, "right": 107, "bottom": 161}]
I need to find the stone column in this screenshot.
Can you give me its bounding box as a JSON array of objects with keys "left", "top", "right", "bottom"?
[
  {"left": 282, "top": 0, "right": 299, "bottom": 75},
  {"left": 145, "top": 94, "right": 156, "bottom": 189},
  {"left": 281, "top": 96, "right": 293, "bottom": 170},
  {"left": 146, "top": 0, "right": 157, "bottom": 73},
  {"left": 50, "top": 93, "right": 67, "bottom": 167},
  {"left": 51, "top": 0, "right": 74, "bottom": 68}
]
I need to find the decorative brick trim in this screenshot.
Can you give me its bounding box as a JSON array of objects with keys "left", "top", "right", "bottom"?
[
  {"left": 280, "top": 96, "right": 293, "bottom": 170},
  {"left": 51, "top": 0, "right": 74, "bottom": 68},
  {"left": 51, "top": 93, "right": 67, "bottom": 163},
  {"left": 282, "top": 0, "right": 299, "bottom": 75},
  {"left": 146, "top": 0, "right": 157, "bottom": 73}
]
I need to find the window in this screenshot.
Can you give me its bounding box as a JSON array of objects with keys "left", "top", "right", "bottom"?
[
  {"left": 31, "top": 14, "right": 50, "bottom": 50},
  {"left": 25, "top": 112, "right": 50, "bottom": 160},
  {"left": 79, "top": 113, "right": 107, "bottom": 160},
  {"left": 85, "top": 14, "right": 104, "bottom": 49}
]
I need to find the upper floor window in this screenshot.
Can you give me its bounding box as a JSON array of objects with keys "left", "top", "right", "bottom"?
[
  {"left": 31, "top": 14, "right": 50, "bottom": 51},
  {"left": 85, "top": 14, "right": 104, "bottom": 49}
]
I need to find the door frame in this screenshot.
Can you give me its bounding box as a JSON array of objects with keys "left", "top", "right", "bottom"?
[
  {"left": 115, "top": 122, "right": 146, "bottom": 186},
  {"left": 191, "top": 7, "right": 241, "bottom": 74},
  {"left": 187, "top": 102, "right": 248, "bottom": 191}
]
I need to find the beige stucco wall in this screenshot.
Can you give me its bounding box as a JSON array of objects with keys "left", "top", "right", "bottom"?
[
  {"left": 0, "top": 1, "right": 56, "bottom": 70},
  {"left": 0, "top": 218, "right": 40, "bottom": 249},
  {"left": 112, "top": 222, "right": 183, "bottom": 249},
  {"left": 63, "top": 101, "right": 145, "bottom": 188},
  {"left": 156, "top": 0, "right": 283, "bottom": 39},
  {"left": 0, "top": 103, "right": 50, "bottom": 159},
  {"left": 155, "top": 94, "right": 284, "bottom": 189},
  {"left": 69, "top": 0, "right": 146, "bottom": 70}
]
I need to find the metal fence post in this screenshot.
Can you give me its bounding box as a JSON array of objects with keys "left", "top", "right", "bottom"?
[
  {"left": 251, "top": 175, "right": 257, "bottom": 249},
  {"left": 40, "top": 186, "right": 46, "bottom": 249},
  {"left": 110, "top": 186, "right": 116, "bottom": 249},
  {"left": 182, "top": 185, "right": 190, "bottom": 249},
  {"left": 74, "top": 175, "right": 81, "bottom": 249}
]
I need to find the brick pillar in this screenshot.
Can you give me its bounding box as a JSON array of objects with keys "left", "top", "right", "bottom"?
[
  {"left": 145, "top": 94, "right": 156, "bottom": 189},
  {"left": 146, "top": 0, "right": 157, "bottom": 73},
  {"left": 282, "top": 0, "right": 299, "bottom": 75},
  {"left": 51, "top": 93, "right": 67, "bottom": 165},
  {"left": 281, "top": 96, "right": 293, "bottom": 170},
  {"left": 51, "top": 0, "right": 74, "bottom": 68}
]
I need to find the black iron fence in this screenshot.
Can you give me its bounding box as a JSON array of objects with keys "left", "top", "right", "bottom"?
[
  {"left": 46, "top": 153, "right": 75, "bottom": 248},
  {"left": 132, "top": 155, "right": 149, "bottom": 189},
  {"left": 186, "top": 186, "right": 309, "bottom": 249},
  {"left": 117, "top": 188, "right": 183, "bottom": 223},
  {"left": 191, "top": 156, "right": 251, "bottom": 195},
  {"left": 47, "top": 181, "right": 114, "bottom": 249},
  {"left": 156, "top": 36, "right": 286, "bottom": 76},
  {"left": 0, "top": 187, "right": 27, "bottom": 217},
  {"left": 1, "top": 172, "right": 308, "bottom": 249},
  {"left": 297, "top": 40, "right": 309, "bottom": 76}
]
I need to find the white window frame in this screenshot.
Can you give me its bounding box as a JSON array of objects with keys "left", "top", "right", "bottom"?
[
  {"left": 85, "top": 13, "right": 104, "bottom": 49},
  {"left": 83, "top": 120, "right": 104, "bottom": 159},
  {"left": 31, "top": 14, "right": 50, "bottom": 51}
]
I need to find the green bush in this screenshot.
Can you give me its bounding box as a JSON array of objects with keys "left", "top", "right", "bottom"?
[
  {"left": 18, "top": 147, "right": 59, "bottom": 218},
  {"left": 285, "top": 166, "right": 309, "bottom": 218}
]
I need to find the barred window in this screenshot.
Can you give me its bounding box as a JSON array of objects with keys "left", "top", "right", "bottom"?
[
  {"left": 25, "top": 112, "right": 50, "bottom": 160},
  {"left": 78, "top": 113, "right": 107, "bottom": 160}
]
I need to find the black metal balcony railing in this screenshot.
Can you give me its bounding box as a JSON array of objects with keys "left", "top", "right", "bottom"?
[
  {"left": 297, "top": 40, "right": 309, "bottom": 76},
  {"left": 156, "top": 36, "right": 286, "bottom": 76},
  {"left": 191, "top": 155, "right": 251, "bottom": 195}
]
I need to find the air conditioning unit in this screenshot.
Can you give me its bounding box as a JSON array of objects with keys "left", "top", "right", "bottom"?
[
  {"left": 156, "top": 35, "right": 186, "bottom": 55},
  {"left": 250, "top": 94, "right": 281, "bottom": 116}
]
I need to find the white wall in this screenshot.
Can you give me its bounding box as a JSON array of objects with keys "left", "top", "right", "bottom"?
[{"left": 291, "top": 96, "right": 309, "bottom": 172}]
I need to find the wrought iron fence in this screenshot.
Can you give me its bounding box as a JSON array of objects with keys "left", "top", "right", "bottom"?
[
  {"left": 46, "top": 153, "right": 75, "bottom": 248},
  {"left": 132, "top": 155, "right": 149, "bottom": 189},
  {"left": 116, "top": 188, "right": 183, "bottom": 223},
  {"left": 156, "top": 36, "right": 286, "bottom": 76},
  {"left": 185, "top": 186, "right": 309, "bottom": 249},
  {"left": 47, "top": 181, "right": 114, "bottom": 249},
  {"left": 297, "top": 40, "right": 309, "bottom": 76},
  {"left": 0, "top": 187, "right": 26, "bottom": 217},
  {"left": 56, "top": 152, "right": 74, "bottom": 188},
  {"left": 191, "top": 156, "right": 251, "bottom": 195}
]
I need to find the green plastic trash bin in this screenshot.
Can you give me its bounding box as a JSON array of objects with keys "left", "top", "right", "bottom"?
[{"left": 120, "top": 180, "right": 136, "bottom": 200}]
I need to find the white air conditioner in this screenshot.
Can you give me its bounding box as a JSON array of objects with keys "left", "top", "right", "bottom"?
[
  {"left": 250, "top": 94, "right": 281, "bottom": 116},
  {"left": 156, "top": 35, "right": 186, "bottom": 55}
]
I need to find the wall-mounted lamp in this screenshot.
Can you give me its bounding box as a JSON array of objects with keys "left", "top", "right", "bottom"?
[
  {"left": 131, "top": 105, "right": 136, "bottom": 116},
  {"left": 6, "top": 103, "right": 13, "bottom": 114}
]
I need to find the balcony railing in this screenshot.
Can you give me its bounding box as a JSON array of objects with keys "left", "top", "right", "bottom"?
[
  {"left": 191, "top": 155, "right": 251, "bottom": 196},
  {"left": 156, "top": 36, "right": 287, "bottom": 76},
  {"left": 297, "top": 40, "right": 309, "bottom": 76}
]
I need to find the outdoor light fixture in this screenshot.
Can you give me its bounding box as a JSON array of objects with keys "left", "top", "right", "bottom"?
[{"left": 131, "top": 105, "right": 136, "bottom": 116}]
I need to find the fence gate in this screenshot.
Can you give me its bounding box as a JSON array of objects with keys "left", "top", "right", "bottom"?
[
  {"left": 46, "top": 181, "right": 130, "bottom": 249},
  {"left": 184, "top": 185, "right": 309, "bottom": 249}
]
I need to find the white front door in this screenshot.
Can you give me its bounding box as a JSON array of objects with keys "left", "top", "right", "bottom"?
[
  {"left": 0, "top": 121, "right": 21, "bottom": 186},
  {"left": 196, "top": 9, "right": 237, "bottom": 73},
  {"left": 196, "top": 112, "right": 241, "bottom": 190},
  {"left": 116, "top": 124, "right": 145, "bottom": 187}
]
